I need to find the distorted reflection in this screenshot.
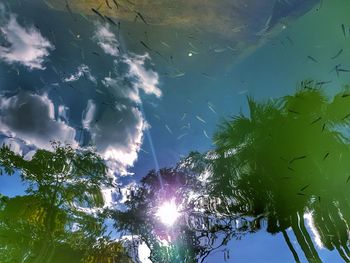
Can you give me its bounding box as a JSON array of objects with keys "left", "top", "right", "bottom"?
[
  {"left": 1, "top": 0, "right": 350, "bottom": 262},
  {"left": 206, "top": 83, "right": 350, "bottom": 262}
]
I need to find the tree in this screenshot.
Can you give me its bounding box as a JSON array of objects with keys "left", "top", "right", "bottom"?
[
  {"left": 110, "top": 158, "right": 249, "bottom": 263},
  {"left": 0, "top": 142, "right": 131, "bottom": 263},
  {"left": 207, "top": 82, "right": 350, "bottom": 262}
]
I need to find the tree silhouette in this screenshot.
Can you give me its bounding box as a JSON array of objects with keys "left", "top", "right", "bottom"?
[
  {"left": 207, "top": 82, "right": 350, "bottom": 262},
  {"left": 0, "top": 142, "right": 131, "bottom": 263},
  {"left": 110, "top": 159, "right": 249, "bottom": 263}
]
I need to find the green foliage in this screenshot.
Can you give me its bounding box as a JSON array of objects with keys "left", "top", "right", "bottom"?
[
  {"left": 209, "top": 82, "right": 350, "bottom": 262},
  {"left": 0, "top": 142, "right": 130, "bottom": 263},
  {"left": 111, "top": 166, "right": 205, "bottom": 262}
]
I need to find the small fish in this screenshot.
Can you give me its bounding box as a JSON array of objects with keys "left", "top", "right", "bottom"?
[
  {"left": 196, "top": 115, "right": 206, "bottom": 124},
  {"left": 286, "top": 36, "right": 294, "bottom": 45},
  {"left": 140, "top": 41, "right": 152, "bottom": 51},
  {"left": 338, "top": 68, "right": 350, "bottom": 73},
  {"left": 188, "top": 42, "right": 197, "bottom": 50},
  {"left": 330, "top": 64, "right": 342, "bottom": 77},
  {"left": 170, "top": 72, "right": 185, "bottom": 78},
  {"left": 79, "top": 13, "right": 89, "bottom": 21},
  {"left": 307, "top": 55, "right": 318, "bottom": 63},
  {"left": 297, "top": 193, "right": 306, "bottom": 196},
  {"left": 323, "top": 152, "right": 330, "bottom": 160},
  {"left": 105, "top": 16, "right": 117, "bottom": 26},
  {"left": 214, "top": 48, "right": 227, "bottom": 53},
  {"left": 322, "top": 123, "right": 326, "bottom": 131},
  {"left": 181, "top": 125, "right": 190, "bottom": 130},
  {"left": 300, "top": 184, "right": 310, "bottom": 191},
  {"left": 232, "top": 25, "right": 246, "bottom": 33},
  {"left": 227, "top": 45, "right": 237, "bottom": 51},
  {"left": 92, "top": 51, "right": 100, "bottom": 56},
  {"left": 289, "top": 155, "right": 307, "bottom": 164},
  {"left": 105, "top": 0, "right": 112, "bottom": 9},
  {"left": 288, "top": 166, "right": 295, "bottom": 172},
  {"left": 177, "top": 133, "right": 188, "bottom": 140},
  {"left": 202, "top": 73, "right": 215, "bottom": 80},
  {"left": 165, "top": 124, "right": 172, "bottom": 134},
  {"left": 135, "top": 12, "right": 147, "bottom": 25},
  {"left": 316, "top": 80, "right": 332, "bottom": 86},
  {"left": 341, "top": 93, "right": 350, "bottom": 98},
  {"left": 161, "top": 41, "right": 170, "bottom": 48},
  {"left": 96, "top": 89, "right": 104, "bottom": 94},
  {"left": 91, "top": 8, "right": 105, "bottom": 21},
  {"left": 207, "top": 102, "right": 217, "bottom": 114},
  {"left": 65, "top": 0, "right": 75, "bottom": 20},
  {"left": 180, "top": 112, "right": 187, "bottom": 121},
  {"left": 125, "top": 0, "right": 135, "bottom": 5},
  {"left": 238, "top": 90, "right": 248, "bottom": 95},
  {"left": 310, "top": 117, "right": 322, "bottom": 125},
  {"left": 331, "top": 49, "right": 343, "bottom": 59},
  {"left": 203, "top": 130, "right": 210, "bottom": 139},
  {"left": 288, "top": 109, "right": 300, "bottom": 114},
  {"left": 318, "top": 196, "right": 321, "bottom": 202},
  {"left": 112, "top": 0, "right": 119, "bottom": 9},
  {"left": 140, "top": 148, "right": 149, "bottom": 154},
  {"left": 342, "top": 113, "right": 350, "bottom": 120},
  {"left": 341, "top": 24, "right": 346, "bottom": 37}
]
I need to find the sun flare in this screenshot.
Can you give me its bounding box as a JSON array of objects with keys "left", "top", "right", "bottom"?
[{"left": 156, "top": 199, "right": 180, "bottom": 227}]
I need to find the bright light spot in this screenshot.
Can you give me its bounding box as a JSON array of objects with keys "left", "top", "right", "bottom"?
[
  {"left": 156, "top": 199, "right": 180, "bottom": 226},
  {"left": 304, "top": 212, "right": 324, "bottom": 249},
  {"left": 138, "top": 242, "right": 152, "bottom": 263},
  {"left": 188, "top": 52, "right": 193, "bottom": 57}
]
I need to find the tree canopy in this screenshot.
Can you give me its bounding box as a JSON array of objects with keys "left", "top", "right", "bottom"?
[
  {"left": 208, "top": 82, "right": 350, "bottom": 262},
  {"left": 0, "top": 142, "right": 131, "bottom": 263}
]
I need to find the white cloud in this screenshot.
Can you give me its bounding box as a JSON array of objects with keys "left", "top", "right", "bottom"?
[
  {"left": 0, "top": 8, "right": 54, "bottom": 70},
  {"left": 84, "top": 23, "right": 162, "bottom": 175},
  {"left": 58, "top": 105, "right": 69, "bottom": 122},
  {"left": 94, "top": 23, "right": 162, "bottom": 103},
  {"left": 82, "top": 100, "right": 147, "bottom": 175},
  {"left": 124, "top": 53, "right": 161, "bottom": 99},
  {"left": 63, "top": 64, "right": 97, "bottom": 84},
  {"left": 82, "top": 99, "right": 96, "bottom": 129},
  {"left": 102, "top": 76, "right": 141, "bottom": 103},
  {"left": 304, "top": 212, "right": 324, "bottom": 249},
  {"left": 1, "top": 137, "right": 22, "bottom": 155},
  {"left": 0, "top": 92, "right": 77, "bottom": 150},
  {"left": 93, "top": 23, "right": 119, "bottom": 57}
]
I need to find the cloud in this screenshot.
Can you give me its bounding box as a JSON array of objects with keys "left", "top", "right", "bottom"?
[
  {"left": 94, "top": 23, "right": 162, "bottom": 103},
  {"left": 0, "top": 7, "right": 54, "bottom": 70},
  {"left": 93, "top": 23, "right": 119, "bottom": 57},
  {"left": 82, "top": 99, "right": 96, "bottom": 129},
  {"left": 82, "top": 100, "right": 147, "bottom": 175},
  {"left": 0, "top": 92, "right": 77, "bottom": 150},
  {"left": 124, "top": 53, "right": 161, "bottom": 98},
  {"left": 63, "top": 64, "right": 97, "bottom": 84},
  {"left": 80, "top": 23, "right": 162, "bottom": 174}
]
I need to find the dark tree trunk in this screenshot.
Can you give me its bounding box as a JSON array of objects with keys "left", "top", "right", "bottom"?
[{"left": 282, "top": 228, "right": 301, "bottom": 263}]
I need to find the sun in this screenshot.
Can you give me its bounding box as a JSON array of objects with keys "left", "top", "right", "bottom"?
[{"left": 156, "top": 199, "right": 180, "bottom": 227}]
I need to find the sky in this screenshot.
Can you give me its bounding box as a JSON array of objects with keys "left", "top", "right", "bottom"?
[{"left": 1, "top": 0, "right": 350, "bottom": 262}]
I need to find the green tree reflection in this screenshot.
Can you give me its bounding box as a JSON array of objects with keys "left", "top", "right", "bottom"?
[
  {"left": 209, "top": 81, "right": 350, "bottom": 262},
  {"left": 110, "top": 163, "right": 248, "bottom": 263},
  {"left": 0, "top": 142, "right": 131, "bottom": 263}
]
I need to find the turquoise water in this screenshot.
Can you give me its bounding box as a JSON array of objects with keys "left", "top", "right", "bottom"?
[{"left": 1, "top": 0, "right": 350, "bottom": 262}]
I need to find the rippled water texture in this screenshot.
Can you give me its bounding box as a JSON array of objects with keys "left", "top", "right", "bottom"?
[{"left": 1, "top": 0, "right": 350, "bottom": 262}]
